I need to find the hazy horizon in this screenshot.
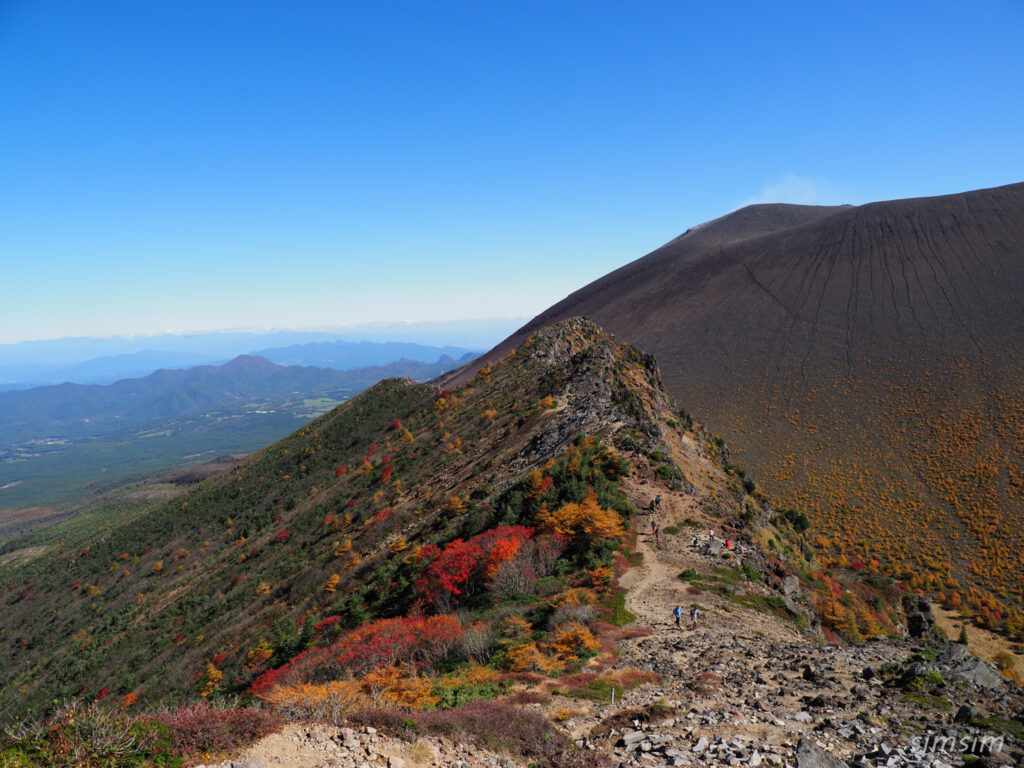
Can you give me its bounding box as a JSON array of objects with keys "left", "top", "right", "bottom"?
[
  {"left": 0, "top": 317, "right": 527, "bottom": 349},
  {"left": 2, "top": 2, "right": 1021, "bottom": 348}
]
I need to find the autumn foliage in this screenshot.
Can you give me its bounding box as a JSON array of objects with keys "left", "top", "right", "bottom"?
[
  {"left": 415, "top": 525, "right": 534, "bottom": 610},
  {"left": 535, "top": 487, "right": 624, "bottom": 544},
  {"left": 250, "top": 614, "right": 464, "bottom": 695}
]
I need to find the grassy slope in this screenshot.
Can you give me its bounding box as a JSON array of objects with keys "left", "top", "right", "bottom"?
[
  {"left": 0, "top": 319, "right": 671, "bottom": 714},
  {"left": 0, "top": 357, "right": 465, "bottom": 524}
]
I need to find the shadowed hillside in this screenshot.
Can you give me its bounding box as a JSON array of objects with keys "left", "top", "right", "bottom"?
[{"left": 444, "top": 182, "right": 1024, "bottom": 635}]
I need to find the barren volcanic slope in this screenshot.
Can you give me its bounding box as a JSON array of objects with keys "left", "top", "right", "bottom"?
[{"left": 448, "top": 182, "right": 1024, "bottom": 634}]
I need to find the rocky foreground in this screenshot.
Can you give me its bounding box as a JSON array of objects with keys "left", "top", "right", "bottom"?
[{"left": 199, "top": 465, "right": 1022, "bottom": 768}]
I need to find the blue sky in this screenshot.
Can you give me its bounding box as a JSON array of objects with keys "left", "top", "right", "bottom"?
[{"left": 2, "top": 1, "right": 1022, "bottom": 344}]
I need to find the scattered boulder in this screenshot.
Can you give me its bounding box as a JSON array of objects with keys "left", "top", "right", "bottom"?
[
  {"left": 783, "top": 575, "right": 802, "bottom": 599},
  {"left": 795, "top": 738, "right": 846, "bottom": 768},
  {"left": 953, "top": 704, "right": 976, "bottom": 723},
  {"left": 953, "top": 656, "right": 1004, "bottom": 690}
]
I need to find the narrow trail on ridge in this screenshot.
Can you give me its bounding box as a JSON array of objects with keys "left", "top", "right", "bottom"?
[{"left": 617, "top": 475, "right": 797, "bottom": 647}]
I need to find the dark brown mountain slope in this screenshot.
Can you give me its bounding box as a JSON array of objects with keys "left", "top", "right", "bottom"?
[{"left": 446, "top": 181, "right": 1024, "bottom": 633}]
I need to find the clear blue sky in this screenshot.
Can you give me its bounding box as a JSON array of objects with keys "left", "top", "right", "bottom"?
[{"left": 2, "top": 1, "right": 1022, "bottom": 344}]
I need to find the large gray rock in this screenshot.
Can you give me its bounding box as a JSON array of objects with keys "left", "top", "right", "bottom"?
[
  {"left": 954, "top": 657, "right": 1004, "bottom": 689},
  {"left": 783, "top": 575, "right": 802, "bottom": 598},
  {"left": 619, "top": 730, "right": 646, "bottom": 747},
  {"left": 795, "top": 738, "right": 846, "bottom": 768}
]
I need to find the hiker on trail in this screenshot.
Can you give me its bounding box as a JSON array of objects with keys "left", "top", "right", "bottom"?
[
  {"left": 725, "top": 539, "right": 731, "bottom": 550},
  {"left": 708, "top": 528, "right": 714, "bottom": 541},
  {"left": 690, "top": 606, "right": 699, "bottom": 627},
  {"left": 650, "top": 519, "right": 657, "bottom": 535},
  {"left": 653, "top": 523, "right": 661, "bottom": 545},
  {"left": 648, "top": 499, "right": 656, "bottom": 514},
  {"left": 673, "top": 605, "right": 683, "bottom": 627},
  {"left": 654, "top": 494, "right": 662, "bottom": 510},
  {"left": 691, "top": 534, "right": 698, "bottom": 547}
]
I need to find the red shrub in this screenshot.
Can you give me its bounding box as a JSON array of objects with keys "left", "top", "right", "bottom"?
[
  {"left": 335, "top": 465, "right": 348, "bottom": 477},
  {"left": 380, "top": 465, "right": 394, "bottom": 484},
  {"left": 413, "top": 700, "right": 573, "bottom": 763},
  {"left": 333, "top": 615, "right": 463, "bottom": 675},
  {"left": 274, "top": 530, "right": 291, "bottom": 543},
  {"left": 499, "top": 671, "right": 544, "bottom": 686},
  {"left": 250, "top": 662, "right": 293, "bottom": 696},
  {"left": 96, "top": 687, "right": 110, "bottom": 700},
  {"left": 560, "top": 672, "right": 598, "bottom": 687},
  {"left": 314, "top": 615, "right": 343, "bottom": 634},
  {"left": 415, "top": 526, "right": 534, "bottom": 610},
  {"left": 151, "top": 703, "right": 284, "bottom": 758},
  {"left": 252, "top": 615, "right": 465, "bottom": 695}
]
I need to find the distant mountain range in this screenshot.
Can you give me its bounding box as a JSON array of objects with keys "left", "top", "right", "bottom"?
[
  {"left": 0, "top": 335, "right": 488, "bottom": 390},
  {"left": 254, "top": 340, "right": 479, "bottom": 370},
  {"left": 447, "top": 181, "right": 1024, "bottom": 633},
  {"left": 0, "top": 352, "right": 475, "bottom": 515}
]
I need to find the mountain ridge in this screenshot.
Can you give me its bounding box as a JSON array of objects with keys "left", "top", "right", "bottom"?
[
  {"left": 441, "top": 181, "right": 1024, "bottom": 637},
  {"left": 2, "top": 318, "right": 1021, "bottom": 768},
  {"left": 0, "top": 353, "right": 475, "bottom": 517}
]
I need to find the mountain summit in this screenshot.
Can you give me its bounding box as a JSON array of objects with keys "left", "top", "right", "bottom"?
[{"left": 446, "top": 182, "right": 1024, "bottom": 633}]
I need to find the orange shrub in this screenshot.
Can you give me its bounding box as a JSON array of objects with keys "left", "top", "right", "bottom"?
[
  {"left": 548, "top": 622, "right": 600, "bottom": 661},
  {"left": 535, "top": 487, "right": 623, "bottom": 542}
]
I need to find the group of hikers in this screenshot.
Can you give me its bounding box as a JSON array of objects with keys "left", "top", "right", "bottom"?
[
  {"left": 646, "top": 493, "right": 743, "bottom": 553},
  {"left": 673, "top": 604, "right": 699, "bottom": 627},
  {"left": 644, "top": 492, "right": 721, "bottom": 630},
  {"left": 648, "top": 495, "right": 662, "bottom": 545}
]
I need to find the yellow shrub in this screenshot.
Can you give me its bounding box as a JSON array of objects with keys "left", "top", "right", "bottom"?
[
  {"left": 551, "top": 588, "right": 598, "bottom": 607},
  {"left": 503, "top": 642, "right": 555, "bottom": 673},
  {"left": 588, "top": 566, "right": 613, "bottom": 588},
  {"left": 361, "top": 666, "right": 439, "bottom": 710},
  {"left": 536, "top": 487, "right": 623, "bottom": 542},
  {"left": 200, "top": 662, "right": 223, "bottom": 698},
  {"left": 444, "top": 664, "right": 499, "bottom": 687},
  {"left": 389, "top": 536, "right": 409, "bottom": 554},
  {"left": 548, "top": 622, "right": 600, "bottom": 661}
]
